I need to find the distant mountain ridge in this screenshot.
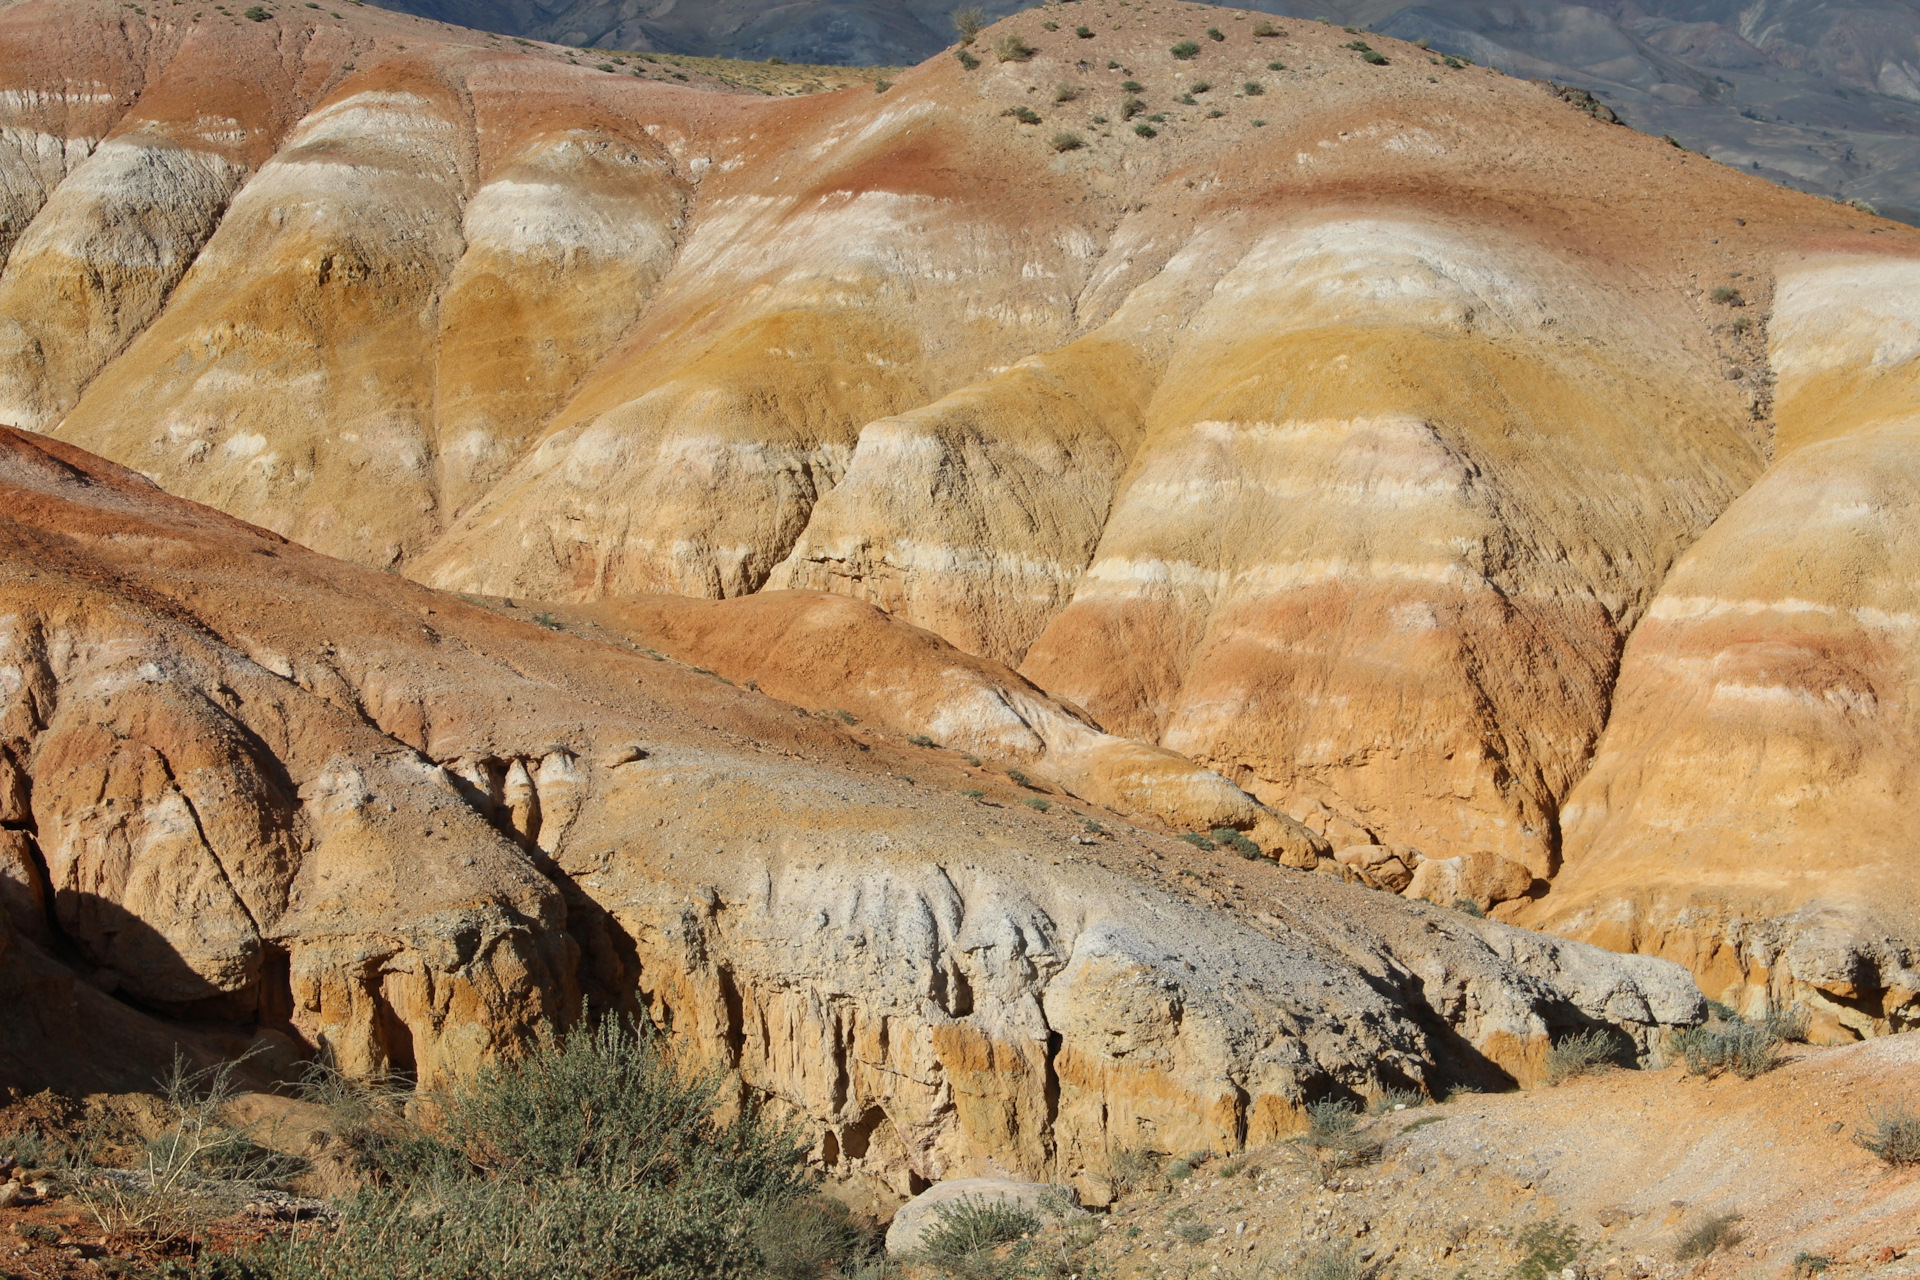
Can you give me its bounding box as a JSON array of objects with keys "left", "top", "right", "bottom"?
[{"left": 365, "top": 0, "right": 1920, "bottom": 220}]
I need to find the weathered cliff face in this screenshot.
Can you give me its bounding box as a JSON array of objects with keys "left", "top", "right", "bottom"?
[
  {"left": 1, "top": 0, "right": 1916, "bottom": 1027},
  {"left": 0, "top": 426, "right": 1701, "bottom": 1192}
]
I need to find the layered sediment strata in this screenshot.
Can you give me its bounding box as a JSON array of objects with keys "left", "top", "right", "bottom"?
[
  {"left": 0, "top": 0, "right": 1915, "bottom": 1025},
  {"left": 0, "top": 425, "right": 1699, "bottom": 1192},
  {"left": 1517, "top": 255, "right": 1920, "bottom": 1036}
]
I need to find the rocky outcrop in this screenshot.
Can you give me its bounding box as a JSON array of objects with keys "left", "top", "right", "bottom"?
[{"left": 0, "top": 426, "right": 1701, "bottom": 1195}]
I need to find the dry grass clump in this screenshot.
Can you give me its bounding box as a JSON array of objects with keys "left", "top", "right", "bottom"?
[
  {"left": 172, "top": 1022, "right": 848, "bottom": 1280},
  {"left": 1856, "top": 1105, "right": 1920, "bottom": 1166},
  {"left": 1675, "top": 1211, "right": 1744, "bottom": 1260}
]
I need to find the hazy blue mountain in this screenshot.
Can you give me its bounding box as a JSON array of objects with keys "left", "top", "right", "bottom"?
[{"left": 365, "top": 0, "right": 1920, "bottom": 220}]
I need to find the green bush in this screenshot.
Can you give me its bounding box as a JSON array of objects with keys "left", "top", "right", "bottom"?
[
  {"left": 1023, "top": 796, "right": 1052, "bottom": 812},
  {"left": 1170, "top": 39, "right": 1200, "bottom": 58},
  {"left": 952, "top": 6, "right": 985, "bottom": 42},
  {"left": 1189, "top": 79, "right": 1210, "bottom": 92},
  {"left": 955, "top": 48, "right": 980, "bottom": 69},
  {"left": 1210, "top": 828, "right": 1261, "bottom": 859},
  {"left": 1242, "top": 80, "right": 1263, "bottom": 94},
  {"left": 1053, "top": 82, "right": 1079, "bottom": 102},
  {"left": 1710, "top": 285, "right": 1745, "bottom": 305},
  {"left": 920, "top": 1194, "right": 1040, "bottom": 1259},
  {"left": 1120, "top": 79, "right": 1144, "bottom": 90},
  {"left": 1512, "top": 1218, "right": 1581, "bottom": 1280},
  {"left": 1252, "top": 20, "right": 1280, "bottom": 36},
  {"left": 1856, "top": 1105, "right": 1920, "bottom": 1165},
  {"left": 907, "top": 734, "right": 935, "bottom": 747},
  {"left": 1206, "top": 26, "right": 1224, "bottom": 39},
  {"left": 1002, "top": 105, "right": 1042, "bottom": 124},
  {"left": 1361, "top": 50, "right": 1388, "bottom": 64},
  {"left": 178, "top": 1022, "right": 819, "bottom": 1280},
  {"left": 1178, "top": 831, "right": 1214, "bottom": 849},
  {"left": 1120, "top": 95, "right": 1145, "bottom": 118},
  {"left": 1765, "top": 1004, "right": 1812, "bottom": 1042},
  {"left": 1006, "top": 768, "right": 1033, "bottom": 787},
  {"left": 1175, "top": 1220, "right": 1212, "bottom": 1243},
  {"left": 1543, "top": 1028, "right": 1620, "bottom": 1086},
  {"left": 1675, "top": 1212, "right": 1743, "bottom": 1261},
  {"left": 1672, "top": 1016, "right": 1783, "bottom": 1079},
  {"left": 1074, "top": 24, "right": 1093, "bottom": 36},
  {"left": 1267, "top": 60, "right": 1286, "bottom": 69},
  {"left": 243, "top": 5, "right": 270, "bottom": 17},
  {"left": 1048, "top": 130, "right": 1083, "bottom": 151}
]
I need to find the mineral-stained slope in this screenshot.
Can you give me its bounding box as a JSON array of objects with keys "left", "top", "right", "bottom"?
[
  {"left": 1, "top": 0, "right": 1917, "bottom": 1027},
  {"left": 0, "top": 424, "right": 1700, "bottom": 1192},
  {"left": 1515, "top": 252, "right": 1920, "bottom": 1038}
]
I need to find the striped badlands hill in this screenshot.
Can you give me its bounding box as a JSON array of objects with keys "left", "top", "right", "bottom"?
[{"left": 0, "top": 0, "right": 1914, "bottom": 1034}]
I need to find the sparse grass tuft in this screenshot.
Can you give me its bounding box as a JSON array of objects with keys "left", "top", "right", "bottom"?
[
  {"left": 1794, "top": 1252, "right": 1835, "bottom": 1277},
  {"left": 1053, "top": 82, "right": 1080, "bottom": 102},
  {"left": 1050, "top": 131, "right": 1084, "bottom": 151},
  {"left": 1675, "top": 1211, "right": 1744, "bottom": 1261},
  {"left": 1006, "top": 768, "right": 1033, "bottom": 787},
  {"left": 1513, "top": 1218, "right": 1582, "bottom": 1279},
  {"left": 1170, "top": 39, "right": 1201, "bottom": 58},
  {"left": 1710, "top": 285, "right": 1746, "bottom": 305},
  {"left": 1252, "top": 20, "right": 1280, "bottom": 36},
  {"left": 1101, "top": 1146, "right": 1161, "bottom": 1196},
  {"left": 1002, "top": 104, "right": 1042, "bottom": 123},
  {"left": 907, "top": 733, "right": 935, "bottom": 747},
  {"left": 1243, "top": 80, "right": 1263, "bottom": 94},
  {"left": 1023, "top": 796, "right": 1052, "bottom": 812},
  {"left": 1856, "top": 1105, "right": 1920, "bottom": 1165},
  {"left": 1179, "top": 831, "right": 1215, "bottom": 849},
  {"left": 1297, "top": 1243, "right": 1378, "bottom": 1280},
  {"left": 1453, "top": 898, "right": 1486, "bottom": 917},
  {"left": 1175, "top": 1220, "right": 1212, "bottom": 1243},
  {"left": 1367, "top": 1088, "right": 1424, "bottom": 1115},
  {"left": 1206, "top": 26, "right": 1224, "bottom": 39}
]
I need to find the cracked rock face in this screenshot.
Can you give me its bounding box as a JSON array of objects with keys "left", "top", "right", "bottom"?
[{"left": 0, "top": 426, "right": 1700, "bottom": 1194}]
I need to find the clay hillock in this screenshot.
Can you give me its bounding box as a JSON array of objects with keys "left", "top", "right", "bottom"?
[
  {"left": 0, "top": 424, "right": 1705, "bottom": 1199},
  {"left": 0, "top": 0, "right": 1916, "bottom": 1041}
]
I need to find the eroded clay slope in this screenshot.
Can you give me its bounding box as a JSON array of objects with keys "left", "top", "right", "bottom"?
[
  {"left": 2, "top": 0, "right": 1916, "bottom": 1030},
  {"left": 1515, "top": 253, "right": 1920, "bottom": 1038},
  {"left": 0, "top": 425, "right": 1699, "bottom": 1194}
]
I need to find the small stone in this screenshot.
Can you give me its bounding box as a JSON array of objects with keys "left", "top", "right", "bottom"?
[{"left": 0, "top": 1184, "right": 20, "bottom": 1209}]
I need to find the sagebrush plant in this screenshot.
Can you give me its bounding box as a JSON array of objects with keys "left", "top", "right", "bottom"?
[
  {"left": 1511, "top": 1217, "right": 1581, "bottom": 1280},
  {"left": 919, "top": 1193, "right": 1040, "bottom": 1259},
  {"left": 1855, "top": 1104, "right": 1920, "bottom": 1165},
  {"left": 1675, "top": 1211, "right": 1744, "bottom": 1261},
  {"left": 178, "top": 1021, "right": 828, "bottom": 1280},
  {"left": 1543, "top": 1028, "right": 1620, "bottom": 1086},
  {"left": 951, "top": 5, "right": 984, "bottom": 42},
  {"left": 1671, "top": 1012, "right": 1784, "bottom": 1079}
]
